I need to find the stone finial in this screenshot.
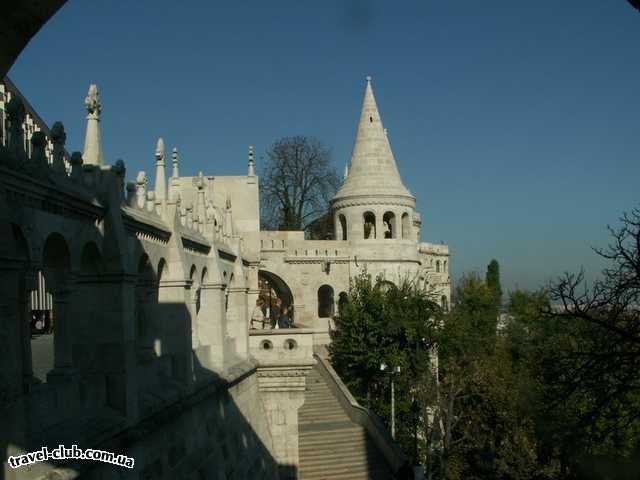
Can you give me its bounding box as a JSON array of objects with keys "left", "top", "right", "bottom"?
[
  {"left": 186, "top": 204, "right": 194, "bottom": 229},
  {"left": 85, "top": 84, "right": 101, "bottom": 116},
  {"left": 70, "top": 151, "right": 83, "bottom": 181},
  {"left": 113, "top": 158, "right": 126, "bottom": 177},
  {"left": 224, "top": 194, "right": 233, "bottom": 237},
  {"left": 146, "top": 191, "right": 155, "bottom": 213},
  {"left": 179, "top": 205, "right": 187, "bottom": 226},
  {"left": 366, "top": 75, "right": 372, "bottom": 83},
  {"left": 154, "top": 137, "right": 166, "bottom": 202},
  {"left": 247, "top": 145, "right": 255, "bottom": 176},
  {"left": 171, "top": 147, "right": 179, "bottom": 178},
  {"left": 343, "top": 163, "right": 349, "bottom": 180},
  {"left": 29, "top": 131, "right": 49, "bottom": 174},
  {"left": 194, "top": 170, "right": 205, "bottom": 189},
  {"left": 50, "top": 121, "right": 67, "bottom": 174},
  {"left": 6, "top": 96, "right": 26, "bottom": 165},
  {"left": 136, "top": 171, "right": 147, "bottom": 209},
  {"left": 83, "top": 84, "right": 104, "bottom": 166},
  {"left": 126, "top": 182, "right": 137, "bottom": 207},
  {"left": 155, "top": 137, "right": 165, "bottom": 163}
]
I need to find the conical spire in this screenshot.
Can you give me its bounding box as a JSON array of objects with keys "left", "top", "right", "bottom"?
[
  {"left": 83, "top": 84, "right": 104, "bottom": 167},
  {"left": 334, "top": 76, "right": 412, "bottom": 200}
]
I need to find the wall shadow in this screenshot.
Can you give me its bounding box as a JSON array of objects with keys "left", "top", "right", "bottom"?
[{"left": 0, "top": 154, "right": 289, "bottom": 480}]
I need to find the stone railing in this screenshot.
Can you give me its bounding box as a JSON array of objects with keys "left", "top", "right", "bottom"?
[
  {"left": 314, "top": 350, "right": 409, "bottom": 475},
  {"left": 1, "top": 77, "right": 70, "bottom": 169},
  {"left": 249, "top": 328, "right": 315, "bottom": 479},
  {"left": 249, "top": 328, "right": 315, "bottom": 366}
]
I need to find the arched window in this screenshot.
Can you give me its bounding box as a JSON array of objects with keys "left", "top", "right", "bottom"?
[
  {"left": 441, "top": 295, "right": 449, "bottom": 312},
  {"left": 401, "top": 213, "right": 410, "bottom": 239},
  {"left": 443, "top": 260, "right": 447, "bottom": 273},
  {"left": 436, "top": 260, "right": 440, "bottom": 273},
  {"left": 383, "top": 212, "right": 396, "bottom": 239},
  {"left": 42, "top": 233, "right": 71, "bottom": 376},
  {"left": 338, "top": 214, "right": 347, "bottom": 241},
  {"left": 317, "top": 285, "right": 335, "bottom": 317},
  {"left": 338, "top": 292, "right": 349, "bottom": 316},
  {"left": 363, "top": 212, "right": 376, "bottom": 239}
]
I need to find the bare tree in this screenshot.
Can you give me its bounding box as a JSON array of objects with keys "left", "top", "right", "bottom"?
[
  {"left": 544, "top": 207, "right": 640, "bottom": 437},
  {"left": 259, "top": 136, "right": 340, "bottom": 232}
]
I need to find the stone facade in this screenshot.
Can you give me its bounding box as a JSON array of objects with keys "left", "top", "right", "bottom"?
[
  {"left": 256, "top": 77, "right": 451, "bottom": 335},
  {"left": 0, "top": 74, "right": 450, "bottom": 479}
]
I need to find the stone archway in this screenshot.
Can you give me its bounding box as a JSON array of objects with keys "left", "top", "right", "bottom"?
[
  {"left": 258, "top": 270, "right": 294, "bottom": 326},
  {"left": 0, "top": 0, "right": 68, "bottom": 77}
]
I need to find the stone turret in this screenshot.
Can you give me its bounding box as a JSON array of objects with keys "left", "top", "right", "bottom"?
[
  {"left": 330, "top": 76, "right": 416, "bottom": 243},
  {"left": 83, "top": 84, "right": 104, "bottom": 167}
]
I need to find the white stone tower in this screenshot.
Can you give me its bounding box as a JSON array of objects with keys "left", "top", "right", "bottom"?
[{"left": 331, "top": 76, "right": 417, "bottom": 246}]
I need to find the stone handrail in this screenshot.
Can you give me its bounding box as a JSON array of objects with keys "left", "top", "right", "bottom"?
[{"left": 313, "top": 351, "right": 409, "bottom": 474}]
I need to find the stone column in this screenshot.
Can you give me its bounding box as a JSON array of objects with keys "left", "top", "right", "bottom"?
[
  {"left": 157, "top": 279, "right": 194, "bottom": 387},
  {"left": 375, "top": 210, "right": 384, "bottom": 241},
  {"left": 48, "top": 283, "right": 77, "bottom": 381},
  {"left": 197, "top": 282, "right": 226, "bottom": 372},
  {"left": 0, "top": 261, "right": 24, "bottom": 400},
  {"left": 225, "top": 286, "right": 249, "bottom": 360},
  {"left": 20, "top": 270, "right": 35, "bottom": 389},
  {"left": 257, "top": 365, "right": 313, "bottom": 479},
  {"left": 246, "top": 264, "right": 260, "bottom": 321}
]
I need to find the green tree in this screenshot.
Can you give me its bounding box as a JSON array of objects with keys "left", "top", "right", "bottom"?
[
  {"left": 329, "top": 272, "right": 441, "bottom": 465},
  {"left": 429, "top": 275, "right": 539, "bottom": 480},
  {"left": 485, "top": 259, "right": 503, "bottom": 308}
]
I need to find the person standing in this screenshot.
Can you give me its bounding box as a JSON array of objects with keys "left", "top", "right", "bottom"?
[
  {"left": 278, "top": 306, "right": 291, "bottom": 329},
  {"left": 250, "top": 299, "right": 266, "bottom": 329}
]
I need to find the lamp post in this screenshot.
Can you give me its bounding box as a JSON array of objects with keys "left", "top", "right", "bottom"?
[{"left": 380, "top": 362, "right": 401, "bottom": 439}]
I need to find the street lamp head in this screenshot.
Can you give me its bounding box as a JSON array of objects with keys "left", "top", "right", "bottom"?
[
  {"left": 380, "top": 362, "right": 387, "bottom": 371},
  {"left": 394, "top": 365, "right": 401, "bottom": 374}
]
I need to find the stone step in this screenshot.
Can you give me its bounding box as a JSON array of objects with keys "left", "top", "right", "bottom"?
[
  {"left": 298, "top": 363, "right": 393, "bottom": 480},
  {"left": 299, "top": 429, "right": 366, "bottom": 441},
  {"left": 299, "top": 461, "right": 389, "bottom": 479}
]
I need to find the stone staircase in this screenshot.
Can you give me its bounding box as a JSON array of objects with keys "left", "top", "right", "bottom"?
[{"left": 298, "top": 364, "right": 394, "bottom": 479}]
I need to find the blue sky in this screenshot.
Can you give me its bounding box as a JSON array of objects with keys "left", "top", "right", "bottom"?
[{"left": 9, "top": 1, "right": 640, "bottom": 291}]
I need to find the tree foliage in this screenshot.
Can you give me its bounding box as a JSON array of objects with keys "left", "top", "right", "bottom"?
[
  {"left": 329, "top": 272, "right": 441, "bottom": 464},
  {"left": 259, "top": 135, "right": 340, "bottom": 232},
  {"left": 486, "top": 259, "right": 502, "bottom": 308},
  {"left": 329, "top": 206, "right": 640, "bottom": 479}
]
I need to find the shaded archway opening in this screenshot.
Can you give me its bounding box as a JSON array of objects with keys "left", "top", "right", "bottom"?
[
  {"left": 363, "top": 212, "right": 376, "bottom": 239},
  {"left": 41, "top": 232, "right": 71, "bottom": 380},
  {"left": 258, "top": 270, "right": 294, "bottom": 327},
  {"left": 441, "top": 295, "right": 449, "bottom": 312},
  {"left": 383, "top": 211, "right": 396, "bottom": 239},
  {"left": 317, "top": 284, "right": 334, "bottom": 318},
  {"left": 338, "top": 214, "right": 347, "bottom": 241}
]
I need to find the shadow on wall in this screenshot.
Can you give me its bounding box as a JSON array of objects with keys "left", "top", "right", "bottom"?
[{"left": 0, "top": 171, "right": 290, "bottom": 479}]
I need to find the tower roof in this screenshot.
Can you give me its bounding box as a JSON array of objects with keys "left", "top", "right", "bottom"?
[{"left": 333, "top": 76, "right": 412, "bottom": 201}]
